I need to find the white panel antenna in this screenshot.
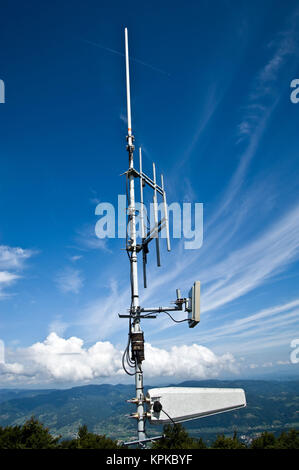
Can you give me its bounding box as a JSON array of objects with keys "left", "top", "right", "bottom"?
[
  {"left": 147, "top": 387, "right": 246, "bottom": 424},
  {"left": 188, "top": 281, "right": 200, "bottom": 328}
]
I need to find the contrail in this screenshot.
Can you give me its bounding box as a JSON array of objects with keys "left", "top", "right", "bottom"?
[{"left": 82, "top": 38, "right": 170, "bottom": 76}]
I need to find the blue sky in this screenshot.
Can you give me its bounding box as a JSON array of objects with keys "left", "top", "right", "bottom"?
[{"left": 0, "top": 0, "right": 299, "bottom": 387}]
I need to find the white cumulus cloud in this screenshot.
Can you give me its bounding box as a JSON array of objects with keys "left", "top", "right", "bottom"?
[
  {"left": 0, "top": 333, "right": 238, "bottom": 385},
  {"left": 27, "top": 333, "right": 122, "bottom": 381},
  {"left": 143, "top": 343, "right": 237, "bottom": 379}
]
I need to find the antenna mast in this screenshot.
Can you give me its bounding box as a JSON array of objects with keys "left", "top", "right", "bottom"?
[
  {"left": 119, "top": 28, "right": 244, "bottom": 448},
  {"left": 119, "top": 28, "right": 246, "bottom": 447},
  {"left": 121, "top": 27, "right": 193, "bottom": 447},
  {"left": 124, "top": 27, "right": 146, "bottom": 443}
]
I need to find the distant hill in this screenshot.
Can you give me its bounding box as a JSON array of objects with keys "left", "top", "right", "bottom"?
[
  {"left": 0, "top": 389, "right": 55, "bottom": 404},
  {"left": 0, "top": 380, "right": 298, "bottom": 443}
]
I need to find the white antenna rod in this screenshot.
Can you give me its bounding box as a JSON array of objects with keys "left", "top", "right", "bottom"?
[
  {"left": 161, "top": 174, "right": 171, "bottom": 252},
  {"left": 153, "top": 162, "right": 161, "bottom": 266},
  {"left": 125, "top": 28, "right": 132, "bottom": 142},
  {"left": 139, "top": 147, "right": 146, "bottom": 239}
]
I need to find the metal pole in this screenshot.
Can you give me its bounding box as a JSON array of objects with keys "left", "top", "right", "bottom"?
[{"left": 124, "top": 28, "right": 146, "bottom": 444}]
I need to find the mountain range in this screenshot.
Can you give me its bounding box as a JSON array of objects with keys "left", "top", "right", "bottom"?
[{"left": 0, "top": 379, "right": 298, "bottom": 444}]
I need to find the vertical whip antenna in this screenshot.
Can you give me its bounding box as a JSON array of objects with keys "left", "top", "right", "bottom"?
[{"left": 125, "top": 28, "right": 133, "bottom": 145}]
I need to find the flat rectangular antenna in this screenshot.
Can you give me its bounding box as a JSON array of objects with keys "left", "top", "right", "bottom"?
[
  {"left": 188, "top": 281, "right": 200, "bottom": 328},
  {"left": 153, "top": 162, "right": 161, "bottom": 267},
  {"left": 161, "top": 174, "right": 171, "bottom": 252}
]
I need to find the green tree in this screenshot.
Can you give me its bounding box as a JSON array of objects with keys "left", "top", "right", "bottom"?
[
  {"left": 0, "top": 424, "right": 23, "bottom": 449},
  {"left": 250, "top": 431, "right": 277, "bottom": 449},
  {"left": 60, "top": 424, "right": 121, "bottom": 449},
  {"left": 152, "top": 424, "right": 207, "bottom": 449},
  {"left": 0, "top": 417, "right": 59, "bottom": 449},
  {"left": 211, "top": 431, "right": 246, "bottom": 449},
  {"left": 276, "top": 429, "right": 299, "bottom": 449}
]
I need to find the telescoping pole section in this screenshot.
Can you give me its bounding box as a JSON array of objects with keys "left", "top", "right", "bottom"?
[{"left": 124, "top": 28, "right": 146, "bottom": 444}]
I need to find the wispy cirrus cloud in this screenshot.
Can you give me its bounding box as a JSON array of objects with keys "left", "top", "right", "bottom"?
[
  {"left": 73, "top": 279, "right": 129, "bottom": 341},
  {"left": 123, "top": 183, "right": 299, "bottom": 355},
  {"left": 201, "top": 201, "right": 299, "bottom": 312},
  {"left": 211, "top": 9, "right": 299, "bottom": 220},
  {"left": 0, "top": 245, "right": 35, "bottom": 298},
  {"left": 66, "top": 15, "right": 299, "bottom": 357},
  {"left": 155, "top": 298, "right": 299, "bottom": 365},
  {"left": 55, "top": 267, "right": 84, "bottom": 294},
  {"left": 201, "top": 299, "right": 299, "bottom": 346},
  {"left": 45, "top": 9, "right": 299, "bottom": 368},
  {"left": 82, "top": 38, "right": 169, "bottom": 76},
  {"left": 0, "top": 271, "right": 19, "bottom": 284},
  {"left": 0, "top": 245, "right": 33, "bottom": 270},
  {"left": 0, "top": 272, "right": 20, "bottom": 299},
  {"left": 75, "top": 224, "right": 111, "bottom": 253},
  {"left": 48, "top": 316, "right": 69, "bottom": 336},
  {"left": 70, "top": 255, "right": 82, "bottom": 262},
  {"left": 175, "top": 83, "right": 224, "bottom": 172},
  {"left": 71, "top": 194, "right": 299, "bottom": 345},
  {"left": 238, "top": 8, "right": 299, "bottom": 142}
]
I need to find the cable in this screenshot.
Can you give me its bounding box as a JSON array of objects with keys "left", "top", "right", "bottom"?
[
  {"left": 122, "top": 315, "right": 134, "bottom": 375},
  {"left": 163, "top": 311, "right": 189, "bottom": 323},
  {"left": 122, "top": 336, "right": 135, "bottom": 376},
  {"left": 122, "top": 299, "right": 138, "bottom": 376},
  {"left": 142, "top": 310, "right": 189, "bottom": 323},
  {"left": 161, "top": 408, "right": 177, "bottom": 426}
]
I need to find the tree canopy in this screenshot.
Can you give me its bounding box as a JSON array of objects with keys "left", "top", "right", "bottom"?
[{"left": 0, "top": 417, "right": 298, "bottom": 449}]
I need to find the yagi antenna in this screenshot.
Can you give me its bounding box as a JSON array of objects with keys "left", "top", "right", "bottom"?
[
  {"left": 139, "top": 148, "right": 148, "bottom": 288},
  {"left": 118, "top": 28, "right": 246, "bottom": 448},
  {"left": 138, "top": 146, "right": 171, "bottom": 287}
]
